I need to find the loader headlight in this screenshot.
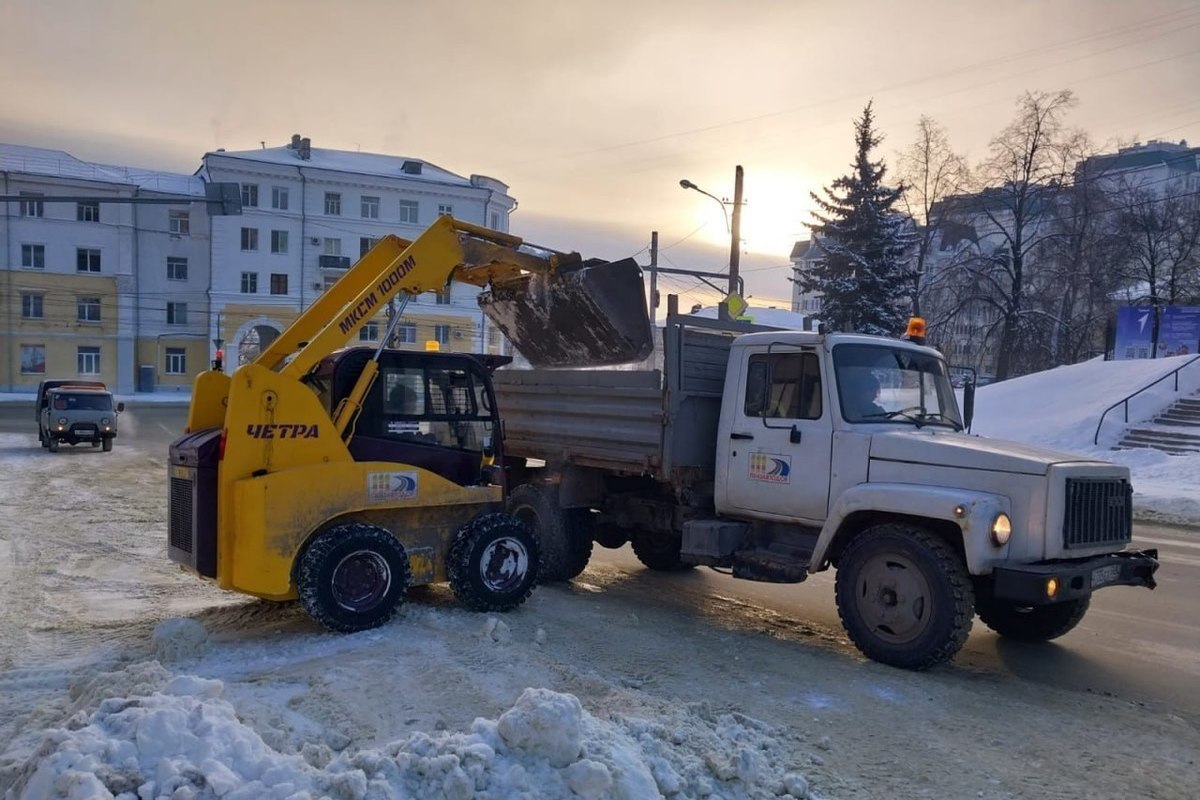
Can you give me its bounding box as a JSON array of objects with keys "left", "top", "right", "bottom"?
[
  {"left": 989, "top": 513, "right": 1012, "bottom": 546},
  {"left": 57, "top": 417, "right": 68, "bottom": 425}
]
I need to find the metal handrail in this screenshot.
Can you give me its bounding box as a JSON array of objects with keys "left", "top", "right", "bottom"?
[{"left": 1093, "top": 354, "right": 1200, "bottom": 445}]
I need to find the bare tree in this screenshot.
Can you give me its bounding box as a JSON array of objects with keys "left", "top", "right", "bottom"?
[
  {"left": 895, "top": 116, "right": 970, "bottom": 317},
  {"left": 1115, "top": 179, "right": 1200, "bottom": 311}
]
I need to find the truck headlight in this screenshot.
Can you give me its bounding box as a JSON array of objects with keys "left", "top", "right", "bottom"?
[
  {"left": 101, "top": 418, "right": 111, "bottom": 426},
  {"left": 57, "top": 417, "right": 68, "bottom": 425},
  {"left": 990, "top": 513, "right": 1012, "bottom": 546}
]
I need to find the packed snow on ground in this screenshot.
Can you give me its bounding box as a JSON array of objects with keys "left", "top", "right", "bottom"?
[{"left": 971, "top": 354, "right": 1200, "bottom": 525}]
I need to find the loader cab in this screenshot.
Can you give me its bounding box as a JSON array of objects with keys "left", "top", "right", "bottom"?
[{"left": 313, "top": 347, "right": 511, "bottom": 488}]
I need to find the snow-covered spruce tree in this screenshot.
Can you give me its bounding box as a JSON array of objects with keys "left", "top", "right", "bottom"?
[{"left": 798, "top": 102, "right": 916, "bottom": 335}]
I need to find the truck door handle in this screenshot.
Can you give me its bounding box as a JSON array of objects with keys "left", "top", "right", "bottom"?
[
  {"left": 730, "top": 432, "right": 754, "bottom": 440},
  {"left": 790, "top": 425, "right": 802, "bottom": 444}
]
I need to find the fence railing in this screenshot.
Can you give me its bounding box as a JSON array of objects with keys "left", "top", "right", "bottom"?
[{"left": 1093, "top": 355, "right": 1200, "bottom": 445}]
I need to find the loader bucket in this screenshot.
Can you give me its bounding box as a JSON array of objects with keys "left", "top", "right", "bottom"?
[{"left": 478, "top": 258, "right": 654, "bottom": 368}]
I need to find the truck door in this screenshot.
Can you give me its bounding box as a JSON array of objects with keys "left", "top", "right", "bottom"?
[{"left": 723, "top": 348, "right": 832, "bottom": 524}]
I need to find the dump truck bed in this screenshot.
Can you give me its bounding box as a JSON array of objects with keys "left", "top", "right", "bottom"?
[{"left": 493, "top": 312, "right": 775, "bottom": 484}]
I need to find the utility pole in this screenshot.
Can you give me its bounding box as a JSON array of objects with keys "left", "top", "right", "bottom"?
[
  {"left": 649, "top": 231, "right": 659, "bottom": 314},
  {"left": 729, "top": 165, "right": 743, "bottom": 298}
]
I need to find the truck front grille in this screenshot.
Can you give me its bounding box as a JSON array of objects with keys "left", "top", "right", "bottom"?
[
  {"left": 1063, "top": 478, "right": 1132, "bottom": 549},
  {"left": 169, "top": 476, "right": 194, "bottom": 555}
]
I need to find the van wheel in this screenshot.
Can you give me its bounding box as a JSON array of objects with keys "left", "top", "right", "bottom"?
[
  {"left": 102, "top": 437, "right": 113, "bottom": 452},
  {"left": 976, "top": 596, "right": 1090, "bottom": 642},
  {"left": 48, "top": 438, "right": 59, "bottom": 453},
  {"left": 297, "top": 523, "right": 411, "bottom": 632},
  {"left": 447, "top": 513, "right": 539, "bottom": 612},
  {"left": 631, "top": 530, "right": 692, "bottom": 572},
  {"left": 508, "top": 484, "right": 592, "bottom": 582},
  {"left": 835, "top": 524, "right": 974, "bottom": 670},
  {"left": 39, "top": 431, "right": 49, "bottom": 448},
  {"left": 92, "top": 440, "right": 101, "bottom": 448}
]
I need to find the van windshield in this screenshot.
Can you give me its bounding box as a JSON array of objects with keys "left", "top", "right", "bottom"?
[{"left": 52, "top": 394, "right": 113, "bottom": 411}]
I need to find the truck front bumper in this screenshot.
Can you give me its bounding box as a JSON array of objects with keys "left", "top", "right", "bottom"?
[{"left": 991, "top": 548, "right": 1159, "bottom": 605}]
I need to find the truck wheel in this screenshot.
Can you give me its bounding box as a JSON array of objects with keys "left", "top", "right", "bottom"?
[
  {"left": 48, "top": 438, "right": 59, "bottom": 453},
  {"left": 102, "top": 437, "right": 113, "bottom": 452},
  {"left": 296, "top": 523, "right": 411, "bottom": 633},
  {"left": 448, "top": 512, "right": 540, "bottom": 612},
  {"left": 508, "top": 484, "right": 593, "bottom": 582},
  {"left": 834, "top": 524, "right": 974, "bottom": 670},
  {"left": 631, "top": 530, "right": 692, "bottom": 572},
  {"left": 976, "top": 596, "right": 1090, "bottom": 642}
]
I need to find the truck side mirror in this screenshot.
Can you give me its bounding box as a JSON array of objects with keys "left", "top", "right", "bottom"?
[
  {"left": 117, "top": 402, "right": 126, "bottom": 413},
  {"left": 962, "top": 383, "right": 975, "bottom": 432}
]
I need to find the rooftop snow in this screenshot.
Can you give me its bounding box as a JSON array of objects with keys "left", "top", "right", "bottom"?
[
  {"left": 209, "top": 146, "right": 474, "bottom": 187},
  {"left": 0, "top": 143, "right": 205, "bottom": 196}
]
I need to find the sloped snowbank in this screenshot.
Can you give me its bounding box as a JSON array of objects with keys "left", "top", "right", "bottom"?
[
  {"left": 973, "top": 354, "right": 1200, "bottom": 525},
  {"left": 9, "top": 661, "right": 814, "bottom": 800}
]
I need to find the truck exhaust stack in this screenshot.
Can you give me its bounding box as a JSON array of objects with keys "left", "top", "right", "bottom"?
[{"left": 480, "top": 257, "right": 654, "bottom": 368}]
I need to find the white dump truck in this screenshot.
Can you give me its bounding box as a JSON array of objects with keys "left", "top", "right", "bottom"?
[{"left": 496, "top": 297, "right": 1159, "bottom": 669}]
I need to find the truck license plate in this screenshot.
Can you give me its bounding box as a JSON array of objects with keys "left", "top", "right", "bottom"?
[{"left": 1091, "top": 564, "right": 1121, "bottom": 588}]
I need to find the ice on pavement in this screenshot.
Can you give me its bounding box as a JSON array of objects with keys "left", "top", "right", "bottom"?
[{"left": 8, "top": 654, "right": 814, "bottom": 800}]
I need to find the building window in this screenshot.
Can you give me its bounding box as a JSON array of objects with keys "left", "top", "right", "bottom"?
[
  {"left": 361, "top": 196, "right": 380, "bottom": 219},
  {"left": 360, "top": 237, "right": 379, "bottom": 257},
  {"left": 435, "top": 291, "right": 451, "bottom": 306},
  {"left": 167, "top": 302, "right": 188, "bottom": 325},
  {"left": 77, "top": 346, "right": 101, "bottom": 375},
  {"left": 272, "top": 186, "right": 289, "bottom": 210},
  {"left": 241, "top": 184, "right": 258, "bottom": 208},
  {"left": 271, "top": 230, "right": 288, "bottom": 254},
  {"left": 241, "top": 272, "right": 258, "bottom": 294},
  {"left": 77, "top": 297, "right": 101, "bottom": 323},
  {"left": 21, "top": 293, "right": 44, "bottom": 319},
  {"left": 325, "top": 192, "right": 341, "bottom": 215},
  {"left": 397, "top": 323, "right": 417, "bottom": 344},
  {"left": 76, "top": 248, "right": 101, "bottom": 273},
  {"left": 438, "top": 204, "right": 453, "bottom": 217},
  {"left": 399, "top": 200, "right": 419, "bottom": 224},
  {"left": 359, "top": 322, "right": 379, "bottom": 341},
  {"left": 241, "top": 227, "right": 258, "bottom": 251},
  {"left": 169, "top": 210, "right": 190, "bottom": 235},
  {"left": 20, "top": 192, "right": 44, "bottom": 217},
  {"left": 490, "top": 212, "right": 500, "bottom": 230},
  {"left": 167, "top": 256, "right": 188, "bottom": 281},
  {"left": 434, "top": 324, "right": 451, "bottom": 345},
  {"left": 21, "top": 344, "right": 46, "bottom": 374},
  {"left": 77, "top": 202, "right": 100, "bottom": 222},
  {"left": 21, "top": 244, "right": 45, "bottom": 269},
  {"left": 270, "top": 273, "right": 288, "bottom": 295},
  {"left": 323, "top": 237, "right": 342, "bottom": 256},
  {"left": 165, "top": 348, "right": 186, "bottom": 375}
]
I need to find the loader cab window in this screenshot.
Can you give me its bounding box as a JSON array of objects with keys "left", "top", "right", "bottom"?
[
  {"left": 375, "top": 363, "right": 494, "bottom": 453},
  {"left": 744, "top": 352, "right": 822, "bottom": 420}
]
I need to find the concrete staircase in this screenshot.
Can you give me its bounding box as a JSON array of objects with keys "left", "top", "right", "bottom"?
[{"left": 1117, "top": 395, "right": 1200, "bottom": 455}]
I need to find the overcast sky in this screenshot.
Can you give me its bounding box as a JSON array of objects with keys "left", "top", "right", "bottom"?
[{"left": 2, "top": 0, "right": 1198, "bottom": 311}]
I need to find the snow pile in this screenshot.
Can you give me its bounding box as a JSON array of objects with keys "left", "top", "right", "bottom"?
[
  {"left": 9, "top": 670, "right": 815, "bottom": 800},
  {"left": 973, "top": 354, "right": 1200, "bottom": 524},
  {"left": 151, "top": 619, "right": 211, "bottom": 663}
]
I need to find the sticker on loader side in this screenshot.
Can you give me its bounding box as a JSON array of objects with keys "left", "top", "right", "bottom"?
[{"left": 368, "top": 471, "right": 419, "bottom": 501}]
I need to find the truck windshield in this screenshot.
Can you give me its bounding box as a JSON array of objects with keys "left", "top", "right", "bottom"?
[
  {"left": 52, "top": 394, "right": 113, "bottom": 411},
  {"left": 833, "top": 344, "right": 962, "bottom": 430}
]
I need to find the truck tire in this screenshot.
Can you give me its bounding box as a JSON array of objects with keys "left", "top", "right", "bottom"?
[
  {"left": 834, "top": 524, "right": 974, "bottom": 670},
  {"left": 976, "top": 596, "right": 1090, "bottom": 642},
  {"left": 631, "top": 530, "right": 692, "bottom": 572},
  {"left": 447, "top": 512, "right": 539, "bottom": 612},
  {"left": 102, "top": 437, "right": 113, "bottom": 452},
  {"left": 508, "top": 484, "right": 593, "bottom": 582},
  {"left": 48, "top": 437, "right": 59, "bottom": 453},
  {"left": 296, "top": 523, "right": 411, "bottom": 633}
]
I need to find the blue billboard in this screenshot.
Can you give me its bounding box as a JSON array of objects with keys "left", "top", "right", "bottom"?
[
  {"left": 1157, "top": 305, "right": 1200, "bottom": 357},
  {"left": 1114, "top": 306, "right": 1155, "bottom": 360}
]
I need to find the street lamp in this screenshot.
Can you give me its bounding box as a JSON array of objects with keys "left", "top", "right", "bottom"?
[{"left": 679, "top": 166, "right": 745, "bottom": 317}]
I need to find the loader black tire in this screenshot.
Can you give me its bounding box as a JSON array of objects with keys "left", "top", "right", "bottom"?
[
  {"left": 631, "top": 530, "right": 692, "bottom": 572},
  {"left": 508, "top": 484, "right": 593, "bottom": 582},
  {"left": 296, "top": 523, "right": 411, "bottom": 633},
  {"left": 834, "top": 524, "right": 974, "bottom": 670},
  {"left": 447, "top": 512, "right": 539, "bottom": 612},
  {"left": 976, "top": 596, "right": 1090, "bottom": 642}
]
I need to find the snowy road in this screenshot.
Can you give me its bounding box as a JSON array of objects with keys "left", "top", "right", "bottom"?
[{"left": 0, "top": 403, "right": 1197, "bottom": 799}]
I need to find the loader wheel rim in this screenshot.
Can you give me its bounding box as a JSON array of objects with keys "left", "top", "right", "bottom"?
[
  {"left": 854, "top": 551, "right": 932, "bottom": 645},
  {"left": 331, "top": 550, "right": 392, "bottom": 612},
  {"left": 479, "top": 537, "right": 529, "bottom": 593}
]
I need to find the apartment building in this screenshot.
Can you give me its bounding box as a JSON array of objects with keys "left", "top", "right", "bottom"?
[{"left": 199, "top": 135, "right": 517, "bottom": 365}]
